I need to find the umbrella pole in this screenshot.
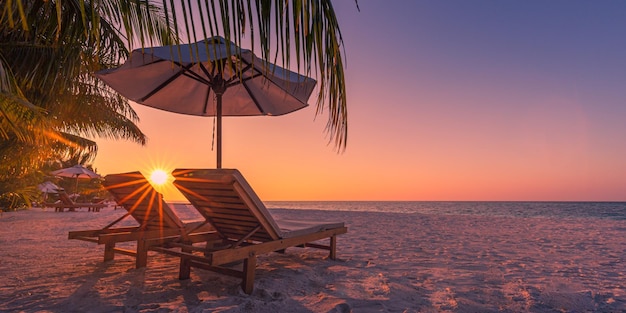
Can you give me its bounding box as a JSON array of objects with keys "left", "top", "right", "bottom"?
[{"left": 217, "top": 93, "right": 223, "bottom": 169}]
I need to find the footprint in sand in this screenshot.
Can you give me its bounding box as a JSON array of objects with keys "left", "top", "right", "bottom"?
[
  {"left": 363, "top": 273, "right": 391, "bottom": 298},
  {"left": 430, "top": 287, "right": 458, "bottom": 311}
]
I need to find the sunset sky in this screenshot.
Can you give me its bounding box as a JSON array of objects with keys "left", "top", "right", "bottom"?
[{"left": 94, "top": 1, "right": 626, "bottom": 201}]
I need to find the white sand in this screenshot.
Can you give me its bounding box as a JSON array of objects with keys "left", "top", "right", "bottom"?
[{"left": 0, "top": 206, "right": 624, "bottom": 312}]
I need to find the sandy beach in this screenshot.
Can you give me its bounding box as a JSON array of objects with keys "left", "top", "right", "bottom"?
[{"left": 1, "top": 206, "right": 624, "bottom": 312}]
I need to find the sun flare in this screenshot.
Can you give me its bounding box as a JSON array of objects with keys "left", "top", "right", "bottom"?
[{"left": 150, "top": 169, "right": 169, "bottom": 186}]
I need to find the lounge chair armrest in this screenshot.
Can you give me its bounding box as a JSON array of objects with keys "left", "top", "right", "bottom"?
[{"left": 210, "top": 227, "right": 347, "bottom": 266}]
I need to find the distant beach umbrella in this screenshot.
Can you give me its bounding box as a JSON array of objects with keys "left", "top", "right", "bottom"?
[
  {"left": 37, "top": 181, "right": 61, "bottom": 194},
  {"left": 51, "top": 165, "right": 101, "bottom": 194},
  {"left": 95, "top": 36, "right": 316, "bottom": 168}
]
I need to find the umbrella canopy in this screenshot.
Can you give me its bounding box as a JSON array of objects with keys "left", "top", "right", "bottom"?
[
  {"left": 51, "top": 165, "right": 101, "bottom": 179},
  {"left": 51, "top": 165, "right": 100, "bottom": 194},
  {"left": 37, "top": 181, "right": 61, "bottom": 193},
  {"left": 95, "top": 36, "right": 317, "bottom": 168}
]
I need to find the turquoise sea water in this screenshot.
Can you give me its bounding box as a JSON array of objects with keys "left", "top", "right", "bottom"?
[{"left": 264, "top": 201, "right": 626, "bottom": 220}]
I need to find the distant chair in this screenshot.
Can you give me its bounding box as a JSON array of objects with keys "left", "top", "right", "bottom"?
[
  {"left": 44, "top": 190, "right": 107, "bottom": 212},
  {"left": 68, "top": 171, "right": 215, "bottom": 268},
  {"left": 86, "top": 197, "right": 107, "bottom": 212},
  {"left": 151, "top": 168, "right": 348, "bottom": 294}
]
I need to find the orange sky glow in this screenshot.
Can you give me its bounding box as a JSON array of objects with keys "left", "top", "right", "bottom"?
[{"left": 93, "top": 1, "right": 626, "bottom": 202}]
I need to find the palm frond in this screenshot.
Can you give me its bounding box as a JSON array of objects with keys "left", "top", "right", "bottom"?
[{"left": 162, "top": 0, "right": 349, "bottom": 151}]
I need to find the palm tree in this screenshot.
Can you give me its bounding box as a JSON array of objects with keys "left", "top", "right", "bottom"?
[
  {"left": 3, "top": 0, "right": 350, "bottom": 150},
  {"left": 0, "top": 0, "right": 350, "bottom": 208},
  {"left": 0, "top": 0, "right": 176, "bottom": 208}
]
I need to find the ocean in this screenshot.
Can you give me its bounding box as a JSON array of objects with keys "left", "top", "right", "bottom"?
[{"left": 264, "top": 201, "right": 626, "bottom": 220}]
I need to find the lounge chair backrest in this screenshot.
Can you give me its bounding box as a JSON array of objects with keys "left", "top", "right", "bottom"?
[
  {"left": 103, "top": 172, "right": 184, "bottom": 230},
  {"left": 173, "top": 169, "right": 283, "bottom": 242}
]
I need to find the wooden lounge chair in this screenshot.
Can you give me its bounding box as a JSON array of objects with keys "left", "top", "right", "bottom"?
[
  {"left": 151, "top": 168, "right": 347, "bottom": 294},
  {"left": 45, "top": 190, "right": 108, "bottom": 212},
  {"left": 68, "top": 171, "right": 216, "bottom": 268}
]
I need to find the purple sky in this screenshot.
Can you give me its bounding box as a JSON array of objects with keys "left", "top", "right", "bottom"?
[{"left": 96, "top": 1, "right": 626, "bottom": 201}]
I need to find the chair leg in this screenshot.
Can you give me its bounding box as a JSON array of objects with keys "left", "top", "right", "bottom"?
[
  {"left": 242, "top": 255, "right": 257, "bottom": 294},
  {"left": 104, "top": 243, "right": 115, "bottom": 262},
  {"left": 179, "top": 257, "right": 191, "bottom": 280},
  {"left": 136, "top": 240, "right": 148, "bottom": 268},
  {"left": 329, "top": 235, "right": 337, "bottom": 260},
  {"left": 179, "top": 244, "right": 193, "bottom": 280}
]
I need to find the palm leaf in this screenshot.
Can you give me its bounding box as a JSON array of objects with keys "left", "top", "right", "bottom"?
[{"left": 162, "top": 0, "right": 349, "bottom": 150}]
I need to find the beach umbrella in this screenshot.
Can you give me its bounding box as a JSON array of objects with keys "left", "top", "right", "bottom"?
[
  {"left": 94, "top": 36, "right": 317, "bottom": 168},
  {"left": 50, "top": 165, "right": 101, "bottom": 194},
  {"left": 37, "top": 181, "right": 61, "bottom": 194},
  {"left": 37, "top": 181, "right": 61, "bottom": 203}
]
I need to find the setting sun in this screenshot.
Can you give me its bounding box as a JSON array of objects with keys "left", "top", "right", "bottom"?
[{"left": 150, "top": 169, "right": 169, "bottom": 185}]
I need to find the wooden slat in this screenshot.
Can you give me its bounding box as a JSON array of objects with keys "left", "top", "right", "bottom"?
[
  {"left": 151, "top": 247, "right": 211, "bottom": 264},
  {"left": 213, "top": 227, "right": 271, "bottom": 241},
  {"left": 193, "top": 206, "right": 251, "bottom": 216},
  {"left": 219, "top": 230, "right": 269, "bottom": 241},
  {"left": 220, "top": 231, "right": 259, "bottom": 240},
  {"left": 144, "top": 231, "right": 221, "bottom": 246},
  {"left": 68, "top": 227, "right": 143, "bottom": 239},
  {"left": 212, "top": 222, "right": 265, "bottom": 233},
  {"left": 192, "top": 189, "right": 239, "bottom": 198},
  {"left": 188, "top": 200, "right": 248, "bottom": 210},
  {"left": 107, "top": 185, "right": 144, "bottom": 192},
  {"left": 249, "top": 235, "right": 274, "bottom": 242},
  {"left": 179, "top": 182, "right": 235, "bottom": 191},
  {"left": 213, "top": 226, "right": 263, "bottom": 237},
  {"left": 97, "top": 228, "right": 187, "bottom": 244},
  {"left": 199, "top": 212, "right": 258, "bottom": 223},
  {"left": 192, "top": 208, "right": 251, "bottom": 219},
  {"left": 210, "top": 227, "right": 348, "bottom": 265},
  {"left": 108, "top": 191, "right": 147, "bottom": 200},
  {"left": 110, "top": 197, "right": 152, "bottom": 206},
  {"left": 197, "top": 199, "right": 244, "bottom": 206},
  {"left": 71, "top": 236, "right": 99, "bottom": 243},
  {"left": 190, "top": 261, "right": 244, "bottom": 279},
  {"left": 166, "top": 242, "right": 207, "bottom": 252},
  {"left": 304, "top": 243, "right": 331, "bottom": 250},
  {"left": 218, "top": 228, "right": 254, "bottom": 238},
  {"left": 113, "top": 248, "right": 137, "bottom": 257},
  {"left": 185, "top": 184, "right": 237, "bottom": 198},
  {"left": 114, "top": 199, "right": 153, "bottom": 208},
  {"left": 212, "top": 227, "right": 255, "bottom": 236}
]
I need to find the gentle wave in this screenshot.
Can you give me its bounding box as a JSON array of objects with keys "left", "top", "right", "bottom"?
[{"left": 265, "top": 201, "right": 626, "bottom": 220}]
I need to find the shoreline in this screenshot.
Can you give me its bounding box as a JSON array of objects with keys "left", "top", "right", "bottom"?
[{"left": 1, "top": 207, "right": 625, "bottom": 312}]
